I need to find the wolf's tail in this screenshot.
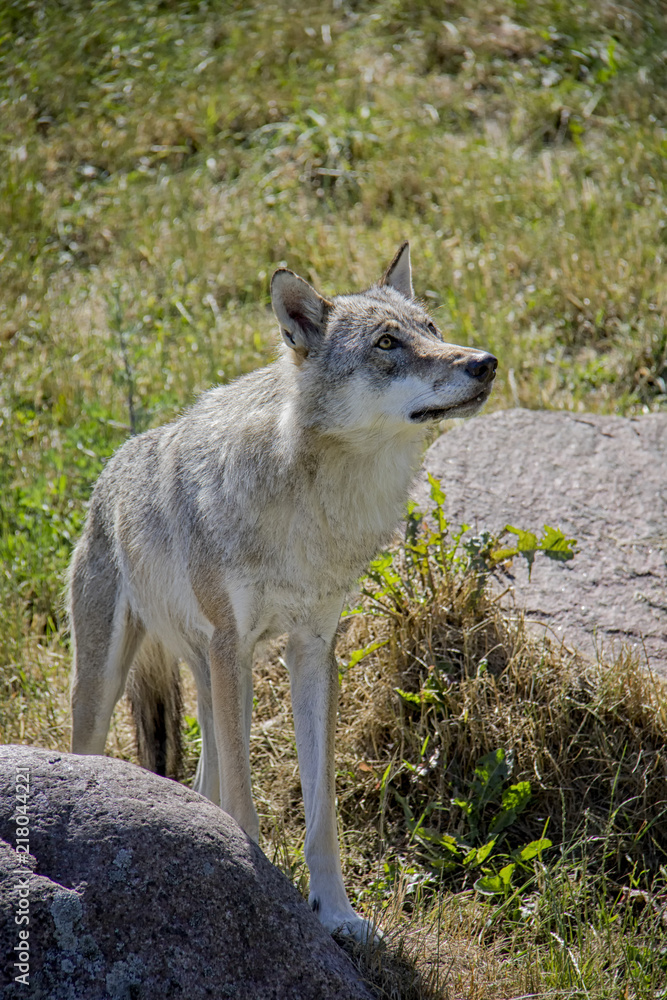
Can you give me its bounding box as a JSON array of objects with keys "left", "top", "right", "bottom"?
[{"left": 126, "top": 638, "right": 183, "bottom": 780}]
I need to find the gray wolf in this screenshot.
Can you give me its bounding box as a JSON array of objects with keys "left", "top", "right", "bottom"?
[{"left": 68, "top": 243, "right": 497, "bottom": 941}]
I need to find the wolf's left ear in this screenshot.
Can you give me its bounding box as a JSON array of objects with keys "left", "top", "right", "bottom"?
[
  {"left": 379, "top": 241, "right": 413, "bottom": 298},
  {"left": 271, "top": 269, "right": 332, "bottom": 357}
]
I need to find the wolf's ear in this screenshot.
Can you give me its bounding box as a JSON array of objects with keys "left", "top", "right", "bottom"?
[
  {"left": 379, "top": 241, "right": 413, "bottom": 298},
  {"left": 271, "top": 269, "right": 332, "bottom": 356}
]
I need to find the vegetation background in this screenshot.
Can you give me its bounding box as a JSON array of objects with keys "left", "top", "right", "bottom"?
[{"left": 1, "top": 1, "right": 666, "bottom": 996}]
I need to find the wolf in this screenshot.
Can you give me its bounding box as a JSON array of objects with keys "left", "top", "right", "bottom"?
[{"left": 68, "top": 243, "right": 497, "bottom": 941}]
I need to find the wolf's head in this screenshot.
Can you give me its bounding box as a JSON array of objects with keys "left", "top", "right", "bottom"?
[{"left": 271, "top": 243, "right": 497, "bottom": 437}]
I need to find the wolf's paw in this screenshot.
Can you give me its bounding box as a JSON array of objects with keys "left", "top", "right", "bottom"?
[
  {"left": 332, "top": 914, "right": 383, "bottom": 947},
  {"left": 312, "top": 898, "right": 382, "bottom": 946}
]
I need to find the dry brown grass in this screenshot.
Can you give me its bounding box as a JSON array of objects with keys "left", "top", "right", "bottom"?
[{"left": 336, "top": 561, "right": 667, "bottom": 884}]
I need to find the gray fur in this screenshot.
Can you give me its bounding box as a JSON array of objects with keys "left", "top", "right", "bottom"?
[{"left": 68, "top": 244, "right": 497, "bottom": 942}]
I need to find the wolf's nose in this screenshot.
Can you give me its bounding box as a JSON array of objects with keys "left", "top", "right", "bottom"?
[{"left": 465, "top": 353, "right": 498, "bottom": 383}]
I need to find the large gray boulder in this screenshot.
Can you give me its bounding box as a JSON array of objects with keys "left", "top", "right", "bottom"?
[
  {"left": 0, "top": 745, "right": 373, "bottom": 1000},
  {"left": 418, "top": 409, "right": 667, "bottom": 675}
]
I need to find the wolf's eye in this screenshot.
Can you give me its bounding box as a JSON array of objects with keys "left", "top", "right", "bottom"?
[
  {"left": 377, "top": 335, "right": 397, "bottom": 350},
  {"left": 427, "top": 321, "right": 439, "bottom": 337}
]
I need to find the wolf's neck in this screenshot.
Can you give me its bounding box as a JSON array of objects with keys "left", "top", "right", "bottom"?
[{"left": 302, "top": 426, "right": 425, "bottom": 547}]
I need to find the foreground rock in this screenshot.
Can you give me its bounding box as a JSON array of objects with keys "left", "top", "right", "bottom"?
[
  {"left": 0, "top": 745, "right": 373, "bottom": 1000},
  {"left": 418, "top": 409, "right": 667, "bottom": 676}
]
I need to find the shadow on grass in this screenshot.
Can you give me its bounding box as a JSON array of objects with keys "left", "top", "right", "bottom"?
[{"left": 335, "top": 930, "right": 442, "bottom": 1000}]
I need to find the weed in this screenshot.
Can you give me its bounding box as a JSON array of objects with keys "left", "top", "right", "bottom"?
[{"left": 337, "top": 477, "right": 667, "bottom": 913}]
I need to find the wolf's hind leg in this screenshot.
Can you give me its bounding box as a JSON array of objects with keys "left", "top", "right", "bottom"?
[
  {"left": 189, "top": 651, "right": 221, "bottom": 805},
  {"left": 70, "top": 543, "right": 144, "bottom": 755}
]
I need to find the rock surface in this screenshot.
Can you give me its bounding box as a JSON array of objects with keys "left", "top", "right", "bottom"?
[
  {"left": 417, "top": 409, "right": 667, "bottom": 676},
  {"left": 0, "top": 745, "right": 373, "bottom": 1000}
]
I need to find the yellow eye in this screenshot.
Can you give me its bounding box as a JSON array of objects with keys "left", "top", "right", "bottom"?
[{"left": 377, "top": 335, "right": 395, "bottom": 350}]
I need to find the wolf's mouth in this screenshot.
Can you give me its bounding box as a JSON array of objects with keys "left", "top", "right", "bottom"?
[{"left": 409, "top": 386, "right": 491, "bottom": 423}]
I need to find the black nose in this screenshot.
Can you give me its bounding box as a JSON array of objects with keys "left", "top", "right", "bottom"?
[{"left": 465, "top": 353, "right": 498, "bottom": 383}]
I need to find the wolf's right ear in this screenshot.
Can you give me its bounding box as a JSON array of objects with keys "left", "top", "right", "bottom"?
[
  {"left": 379, "top": 241, "right": 413, "bottom": 298},
  {"left": 271, "top": 269, "right": 332, "bottom": 357}
]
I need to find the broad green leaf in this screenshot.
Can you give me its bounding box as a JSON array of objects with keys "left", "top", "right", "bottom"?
[
  {"left": 489, "top": 545, "right": 520, "bottom": 563},
  {"left": 370, "top": 552, "right": 394, "bottom": 572},
  {"left": 473, "top": 838, "right": 498, "bottom": 866},
  {"left": 499, "top": 862, "right": 516, "bottom": 885},
  {"left": 505, "top": 525, "right": 539, "bottom": 551},
  {"left": 474, "top": 748, "right": 510, "bottom": 793},
  {"left": 463, "top": 847, "right": 479, "bottom": 866},
  {"left": 518, "top": 838, "right": 553, "bottom": 861},
  {"left": 475, "top": 873, "right": 504, "bottom": 895},
  {"left": 488, "top": 780, "right": 532, "bottom": 836},
  {"left": 503, "top": 525, "right": 538, "bottom": 578},
  {"left": 501, "top": 781, "right": 532, "bottom": 812},
  {"left": 438, "top": 834, "right": 461, "bottom": 855},
  {"left": 540, "top": 525, "right": 577, "bottom": 561},
  {"left": 347, "top": 638, "right": 388, "bottom": 670}
]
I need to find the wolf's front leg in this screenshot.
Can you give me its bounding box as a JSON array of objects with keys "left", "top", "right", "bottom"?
[
  {"left": 208, "top": 625, "right": 259, "bottom": 842},
  {"left": 286, "top": 627, "right": 380, "bottom": 944}
]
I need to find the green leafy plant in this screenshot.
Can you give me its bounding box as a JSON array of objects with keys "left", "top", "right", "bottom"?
[
  {"left": 349, "top": 479, "right": 564, "bottom": 899},
  {"left": 387, "top": 746, "right": 552, "bottom": 898},
  {"left": 359, "top": 474, "right": 577, "bottom": 614},
  {"left": 466, "top": 522, "right": 577, "bottom": 581}
]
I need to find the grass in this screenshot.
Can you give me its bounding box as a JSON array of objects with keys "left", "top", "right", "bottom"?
[{"left": 1, "top": 1, "right": 666, "bottom": 996}]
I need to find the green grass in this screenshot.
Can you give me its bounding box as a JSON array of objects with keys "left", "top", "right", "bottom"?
[{"left": 1, "top": 1, "right": 666, "bottom": 996}]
